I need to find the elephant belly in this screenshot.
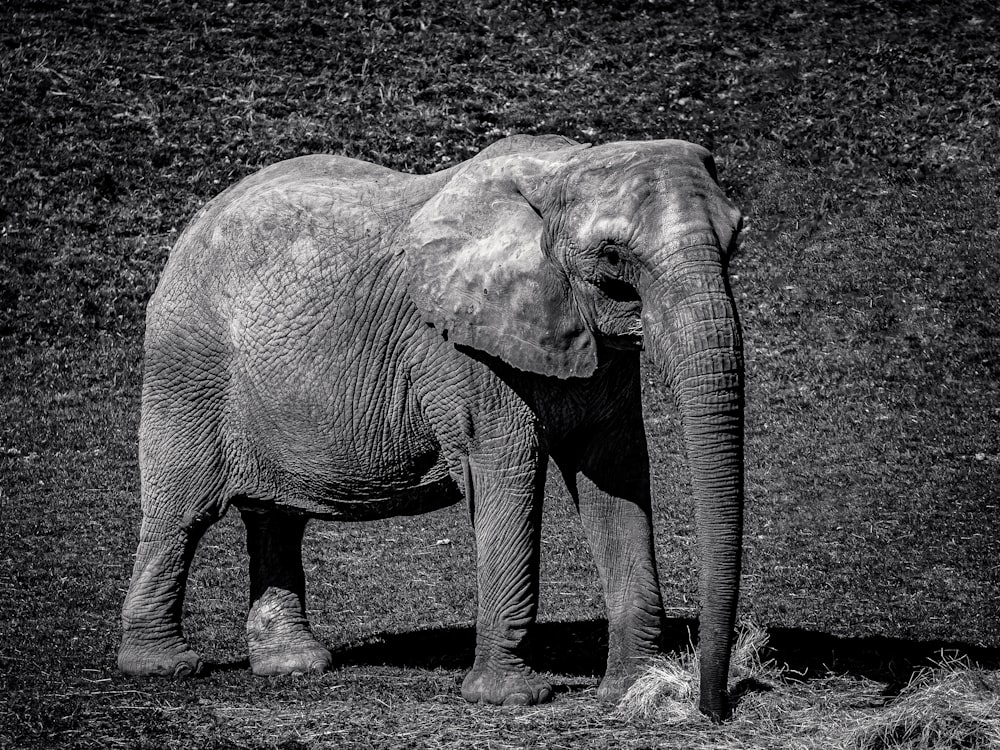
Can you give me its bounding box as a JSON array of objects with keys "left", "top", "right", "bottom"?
[
  {"left": 225, "top": 390, "right": 465, "bottom": 520},
  {"left": 229, "top": 441, "right": 464, "bottom": 520},
  {"left": 266, "top": 470, "right": 464, "bottom": 521}
]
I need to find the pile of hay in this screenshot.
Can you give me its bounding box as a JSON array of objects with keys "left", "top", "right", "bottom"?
[
  {"left": 848, "top": 659, "right": 1000, "bottom": 749},
  {"left": 616, "top": 623, "right": 771, "bottom": 725},
  {"left": 616, "top": 624, "right": 1000, "bottom": 749}
]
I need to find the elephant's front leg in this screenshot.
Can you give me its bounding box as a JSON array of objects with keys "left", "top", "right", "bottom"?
[
  {"left": 461, "top": 454, "right": 553, "bottom": 706},
  {"left": 242, "top": 509, "right": 332, "bottom": 675},
  {"left": 564, "top": 427, "right": 666, "bottom": 702}
]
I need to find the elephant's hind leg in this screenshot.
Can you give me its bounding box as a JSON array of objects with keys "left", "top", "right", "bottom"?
[
  {"left": 241, "top": 509, "right": 332, "bottom": 675},
  {"left": 118, "top": 428, "right": 225, "bottom": 677}
]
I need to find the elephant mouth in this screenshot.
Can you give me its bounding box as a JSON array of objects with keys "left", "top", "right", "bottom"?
[
  {"left": 591, "top": 296, "right": 643, "bottom": 351},
  {"left": 601, "top": 336, "right": 643, "bottom": 351},
  {"left": 573, "top": 277, "right": 644, "bottom": 352},
  {"left": 596, "top": 321, "right": 643, "bottom": 351}
]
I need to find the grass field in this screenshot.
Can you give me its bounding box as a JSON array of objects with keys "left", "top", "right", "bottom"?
[{"left": 2, "top": 1, "right": 999, "bottom": 747}]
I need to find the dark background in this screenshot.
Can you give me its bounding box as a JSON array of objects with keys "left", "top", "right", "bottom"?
[{"left": 2, "top": 1, "right": 998, "bottom": 747}]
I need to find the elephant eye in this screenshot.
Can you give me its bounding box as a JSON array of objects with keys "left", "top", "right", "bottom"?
[{"left": 598, "top": 242, "right": 624, "bottom": 266}]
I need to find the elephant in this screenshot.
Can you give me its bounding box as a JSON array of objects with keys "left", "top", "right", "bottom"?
[{"left": 117, "top": 133, "right": 745, "bottom": 721}]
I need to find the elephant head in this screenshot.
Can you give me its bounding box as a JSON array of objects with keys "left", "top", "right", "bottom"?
[{"left": 406, "top": 140, "right": 744, "bottom": 720}]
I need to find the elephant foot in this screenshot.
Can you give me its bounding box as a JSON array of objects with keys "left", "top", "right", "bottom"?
[
  {"left": 246, "top": 595, "right": 331, "bottom": 676},
  {"left": 249, "top": 638, "right": 333, "bottom": 676},
  {"left": 597, "top": 672, "right": 629, "bottom": 703},
  {"left": 461, "top": 660, "right": 553, "bottom": 706},
  {"left": 118, "top": 640, "right": 203, "bottom": 678},
  {"left": 597, "top": 653, "right": 659, "bottom": 702}
]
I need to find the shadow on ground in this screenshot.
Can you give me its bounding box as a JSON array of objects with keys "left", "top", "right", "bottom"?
[
  {"left": 763, "top": 625, "right": 1000, "bottom": 688},
  {"left": 314, "top": 618, "right": 1000, "bottom": 689}
]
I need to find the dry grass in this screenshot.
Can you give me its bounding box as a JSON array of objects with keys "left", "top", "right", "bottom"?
[
  {"left": 848, "top": 657, "right": 1000, "bottom": 750},
  {"left": 614, "top": 624, "right": 1000, "bottom": 750},
  {"left": 616, "top": 623, "right": 774, "bottom": 724}
]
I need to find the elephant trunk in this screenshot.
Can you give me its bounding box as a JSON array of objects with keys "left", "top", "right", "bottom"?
[{"left": 643, "top": 251, "right": 744, "bottom": 722}]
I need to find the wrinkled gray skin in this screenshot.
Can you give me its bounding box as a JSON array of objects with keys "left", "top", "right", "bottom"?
[{"left": 118, "top": 134, "right": 744, "bottom": 721}]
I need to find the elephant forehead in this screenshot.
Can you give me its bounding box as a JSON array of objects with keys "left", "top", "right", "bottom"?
[
  {"left": 569, "top": 176, "right": 653, "bottom": 240},
  {"left": 589, "top": 164, "right": 737, "bottom": 244}
]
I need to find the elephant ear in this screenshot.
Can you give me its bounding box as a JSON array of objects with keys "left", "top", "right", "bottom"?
[{"left": 405, "top": 150, "right": 597, "bottom": 379}]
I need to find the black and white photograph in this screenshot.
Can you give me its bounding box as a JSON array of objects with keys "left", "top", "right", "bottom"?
[{"left": 2, "top": 1, "right": 998, "bottom": 747}]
